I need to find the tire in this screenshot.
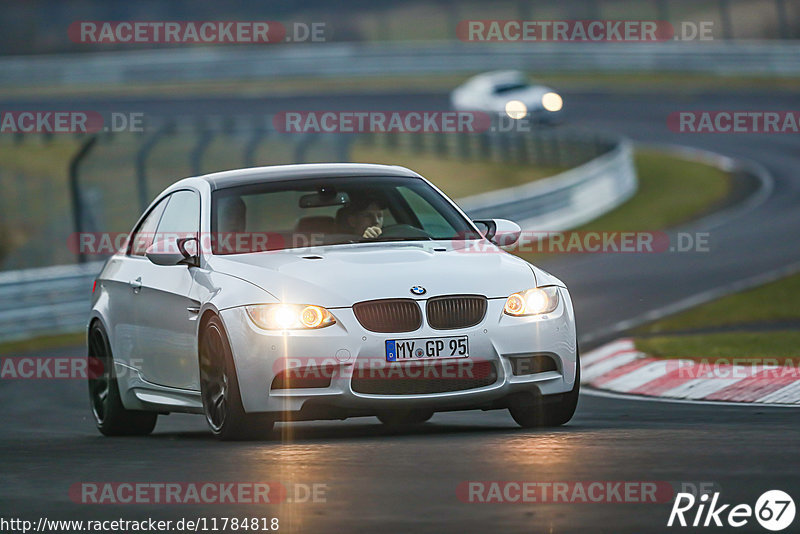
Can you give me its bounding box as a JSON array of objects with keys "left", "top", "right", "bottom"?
[
  {"left": 88, "top": 322, "right": 158, "bottom": 436},
  {"left": 199, "top": 316, "right": 274, "bottom": 441},
  {"left": 508, "top": 351, "right": 580, "bottom": 428},
  {"left": 378, "top": 409, "right": 434, "bottom": 426}
]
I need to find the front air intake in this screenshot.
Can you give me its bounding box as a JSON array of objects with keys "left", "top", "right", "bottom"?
[
  {"left": 353, "top": 299, "right": 422, "bottom": 333},
  {"left": 351, "top": 360, "right": 498, "bottom": 395},
  {"left": 426, "top": 295, "right": 487, "bottom": 330}
]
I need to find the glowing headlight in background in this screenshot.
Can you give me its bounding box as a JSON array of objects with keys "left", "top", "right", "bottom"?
[
  {"left": 541, "top": 92, "right": 563, "bottom": 112},
  {"left": 505, "top": 99, "right": 528, "bottom": 119},
  {"left": 504, "top": 287, "right": 560, "bottom": 316},
  {"left": 246, "top": 304, "right": 336, "bottom": 330}
]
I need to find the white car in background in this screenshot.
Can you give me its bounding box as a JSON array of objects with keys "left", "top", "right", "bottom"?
[
  {"left": 88, "top": 164, "right": 579, "bottom": 440},
  {"left": 451, "top": 70, "right": 564, "bottom": 123}
]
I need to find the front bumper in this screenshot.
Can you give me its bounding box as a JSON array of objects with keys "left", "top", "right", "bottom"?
[{"left": 220, "top": 289, "right": 577, "bottom": 416}]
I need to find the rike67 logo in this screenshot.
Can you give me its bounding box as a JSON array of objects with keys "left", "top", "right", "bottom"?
[{"left": 668, "top": 490, "right": 795, "bottom": 531}]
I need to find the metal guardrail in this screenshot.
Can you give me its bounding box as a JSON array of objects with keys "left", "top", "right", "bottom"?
[
  {"left": 0, "top": 128, "right": 636, "bottom": 343},
  {"left": 0, "top": 262, "right": 103, "bottom": 341},
  {"left": 2, "top": 41, "right": 800, "bottom": 88},
  {"left": 461, "top": 139, "right": 636, "bottom": 230}
]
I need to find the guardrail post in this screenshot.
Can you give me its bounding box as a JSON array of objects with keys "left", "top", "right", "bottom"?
[
  {"left": 458, "top": 133, "right": 471, "bottom": 159},
  {"left": 69, "top": 135, "right": 98, "bottom": 264},
  {"left": 135, "top": 122, "right": 171, "bottom": 213},
  {"left": 775, "top": 0, "right": 790, "bottom": 38},
  {"left": 584, "top": 0, "right": 602, "bottom": 19},
  {"left": 517, "top": 0, "right": 530, "bottom": 20},
  {"left": 243, "top": 126, "right": 267, "bottom": 167},
  {"left": 515, "top": 133, "right": 528, "bottom": 164},
  {"left": 444, "top": 0, "right": 460, "bottom": 40},
  {"left": 718, "top": 0, "right": 733, "bottom": 39},
  {"left": 335, "top": 135, "right": 351, "bottom": 162},
  {"left": 360, "top": 132, "right": 375, "bottom": 148},
  {"left": 478, "top": 132, "right": 491, "bottom": 160},
  {"left": 386, "top": 132, "right": 398, "bottom": 150},
  {"left": 435, "top": 133, "right": 448, "bottom": 156},
  {"left": 655, "top": 0, "right": 669, "bottom": 21},
  {"left": 411, "top": 133, "right": 425, "bottom": 153},
  {"left": 294, "top": 134, "right": 315, "bottom": 163},
  {"left": 191, "top": 120, "right": 216, "bottom": 176},
  {"left": 497, "top": 133, "right": 511, "bottom": 163}
]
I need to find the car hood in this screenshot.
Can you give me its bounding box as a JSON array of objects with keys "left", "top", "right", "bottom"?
[{"left": 205, "top": 240, "right": 538, "bottom": 308}]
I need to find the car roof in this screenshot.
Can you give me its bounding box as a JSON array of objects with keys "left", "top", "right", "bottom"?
[
  {"left": 468, "top": 70, "right": 527, "bottom": 85},
  {"left": 197, "top": 163, "right": 422, "bottom": 190}
]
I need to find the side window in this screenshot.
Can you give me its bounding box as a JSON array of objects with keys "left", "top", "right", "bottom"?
[
  {"left": 128, "top": 197, "right": 169, "bottom": 257},
  {"left": 154, "top": 190, "right": 201, "bottom": 240}
]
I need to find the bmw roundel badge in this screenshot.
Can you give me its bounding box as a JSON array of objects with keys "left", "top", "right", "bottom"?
[{"left": 410, "top": 286, "right": 426, "bottom": 295}]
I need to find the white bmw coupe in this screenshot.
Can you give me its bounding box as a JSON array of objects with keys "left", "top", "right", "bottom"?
[
  {"left": 451, "top": 70, "right": 564, "bottom": 123},
  {"left": 88, "top": 163, "right": 579, "bottom": 439}
]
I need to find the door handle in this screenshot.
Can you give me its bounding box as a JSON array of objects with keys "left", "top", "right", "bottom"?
[{"left": 130, "top": 277, "right": 142, "bottom": 293}]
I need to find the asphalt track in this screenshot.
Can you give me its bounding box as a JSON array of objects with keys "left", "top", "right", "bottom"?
[{"left": 1, "top": 90, "right": 799, "bottom": 533}]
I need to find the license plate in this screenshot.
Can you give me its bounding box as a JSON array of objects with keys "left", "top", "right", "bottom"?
[{"left": 385, "top": 336, "right": 469, "bottom": 362}]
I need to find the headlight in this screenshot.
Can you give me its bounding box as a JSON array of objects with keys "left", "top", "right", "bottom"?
[
  {"left": 504, "top": 287, "right": 560, "bottom": 316},
  {"left": 505, "top": 99, "right": 528, "bottom": 119},
  {"left": 541, "top": 92, "right": 563, "bottom": 112},
  {"left": 246, "top": 304, "right": 336, "bottom": 330}
]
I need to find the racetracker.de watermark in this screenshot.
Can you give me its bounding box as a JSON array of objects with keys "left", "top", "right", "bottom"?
[
  {"left": 68, "top": 231, "right": 712, "bottom": 256},
  {"left": 458, "top": 231, "right": 711, "bottom": 254},
  {"left": 273, "top": 356, "right": 491, "bottom": 382},
  {"left": 665, "top": 359, "right": 800, "bottom": 379},
  {"left": 0, "top": 356, "right": 104, "bottom": 380},
  {"left": 273, "top": 111, "right": 492, "bottom": 133},
  {"left": 457, "top": 20, "right": 714, "bottom": 42},
  {"left": 70, "top": 482, "right": 328, "bottom": 504},
  {"left": 669, "top": 111, "right": 800, "bottom": 133},
  {"left": 69, "top": 21, "right": 326, "bottom": 44},
  {"left": 70, "top": 232, "right": 302, "bottom": 256},
  {"left": 457, "top": 481, "right": 675, "bottom": 503},
  {"left": 0, "top": 111, "right": 144, "bottom": 134}
]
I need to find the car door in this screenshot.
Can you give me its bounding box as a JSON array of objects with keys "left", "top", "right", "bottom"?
[
  {"left": 105, "top": 196, "right": 170, "bottom": 372},
  {"left": 131, "top": 189, "right": 202, "bottom": 390}
]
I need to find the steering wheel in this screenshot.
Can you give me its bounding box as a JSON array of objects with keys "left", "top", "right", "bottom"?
[{"left": 377, "top": 224, "right": 432, "bottom": 239}]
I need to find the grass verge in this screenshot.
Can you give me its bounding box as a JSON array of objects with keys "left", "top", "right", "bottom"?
[
  {"left": 0, "top": 332, "right": 85, "bottom": 356},
  {"left": 637, "top": 272, "right": 800, "bottom": 334},
  {"left": 512, "top": 148, "right": 731, "bottom": 263},
  {"left": 349, "top": 144, "right": 565, "bottom": 199},
  {"left": 3, "top": 71, "right": 800, "bottom": 100},
  {"left": 573, "top": 149, "right": 731, "bottom": 232},
  {"left": 632, "top": 272, "right": 800, "bottom": 363},
  {"left": 635, "top": 332, "right": 800, "bottom": 364}
]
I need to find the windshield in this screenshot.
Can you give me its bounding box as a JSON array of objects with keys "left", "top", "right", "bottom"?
[
  {"left": 211, "top": 175, "right": 476, "bottom": 254},
  {"left": 492, "top": 82, "right": 529, "bottom": 94}
]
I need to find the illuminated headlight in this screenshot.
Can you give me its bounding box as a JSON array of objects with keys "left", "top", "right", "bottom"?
[
  {"left": 246, "top": 304, "right": 336, "bottom": 330},
  {"left": 541, "top": 92, "right": 563, "bottom": 112},
  {"left": 504, "top": 287, "right": 560, "bottom": 316},
  {"left": 505, "top": 99, "right": 528, "bottom": 119}
]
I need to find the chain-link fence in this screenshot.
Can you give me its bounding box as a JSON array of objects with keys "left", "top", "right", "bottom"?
[{"left": 0, "top": 118, "right": 617, "bottom": 270}]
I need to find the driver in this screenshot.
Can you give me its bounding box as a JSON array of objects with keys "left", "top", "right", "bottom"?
[
  {"left": 338, "top": 197, "right": 385, "bottom": 239},
  {"left": 217, "top": 196, "right": 246, "bottom": 234}
]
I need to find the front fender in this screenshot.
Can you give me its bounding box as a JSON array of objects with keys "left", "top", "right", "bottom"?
[{"left": 193, "top": 269, "right": 278, "bottom": 335}]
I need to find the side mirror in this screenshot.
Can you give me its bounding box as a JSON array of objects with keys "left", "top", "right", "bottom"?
[
  {"left": 146, "top": 237, "right": 199, "bottom": 267},
  {"left": 472, "top": 219, "right": 521, "bottom": 247}
]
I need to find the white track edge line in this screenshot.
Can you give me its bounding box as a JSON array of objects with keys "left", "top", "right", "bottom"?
[{"left": 581, "top": 386, "right": 799, "bottom": 408}]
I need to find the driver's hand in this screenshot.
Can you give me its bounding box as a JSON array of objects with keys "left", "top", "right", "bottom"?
[{"left": 362, "top": 226, "right": 382, "bottom": 239}]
